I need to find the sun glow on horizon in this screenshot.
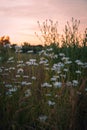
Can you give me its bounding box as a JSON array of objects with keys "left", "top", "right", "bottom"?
[{"left": 8, "top": 19, "right": 86, "bottom": 46}]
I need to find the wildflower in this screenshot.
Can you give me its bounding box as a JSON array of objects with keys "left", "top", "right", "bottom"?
[
  {"left": 54, "top": 54, "right": 58, "bottom": 58},
  {"left": 77, "top": 62, "right": 83, "bottom": 66},
  {"left": 21, "top": 81, "right": 32, "bottom": 86},
  {"left": 48, "top": 53, "right": 54, "bottom": 58},
  {"left": 9, "top": 87, "right": 17, "bottom": 92},
  {"left": 65, "top": 61, "right": 72, "bottom": 64},
  {"left": 54, "top": 82, "right": 62, "bottom": 88},
  {"left": 17, "top": 68, "right": 24, "bottom": 74},
  {"left": 5, "top": 84, "right": 13, "bottom": 88},
  {"left": 39, "top": 59, "right": 48, "bottom": 64},
  {"left": 6, "top": 87, "right": 17, "bottom": 95},
  {"left": 57, "top": 62, "right": 64, "bottom": 68},
  {"left": 21, "top": 81, "right": 27, "bottom": 86},
  {"left": 72, "top": 80, "right": 78, "bottom": 86},
  {"left": 31, "top": 76, "right": 36, "bottom": 80},
  {"left": 55, "top": 94, "right": 58, "bottom": 97},
  {"left": 52, "top": 62, "right": 64, "bottom": 71},
  {"left": 43, "top": 52, "right": 48, "bottom": 56},
  {"left": 8, "top": 57, "right": 14, "bottom": 61},
  {"left": 75, "top": 60, "right": 83, "bottom": 66},
  {"left": 61, "top": 57, "right": 69, "bottom": 61},
  {"left": 23, "top": 75, "right": 29, "bottom": 78},
  {"left": 59, "top": 53, "right": 65, "bottom": 57},
  {"left": 9, "top": 67, "right": 15, "bottom": 70},
  {"left": 25, "top": 89, "right": 31, "bottom": 97},
  {"left": 4, "top": 68, "right": 9, "bottom": 71},
  {"left": 54, "top": 75, "right": 60, "bottom": 79},
  {"left": 16, "top": 75, "right": 20, "bottom": 78},
  {"left": 39, "top": 50, "right": 45, "bottom": 55},
  {"left": 1, "top": 66, "right": 4, "bottom": 69},
  {"left": 50, "top": 77, "right": 57, "bottom": 82},
  {"left": 26, "top": 82, "right": 32, "bottom": 85},
  {"left": 85, "top": 88, "right": 87, "bottom": 91},
  {"left": 17, "top": 63, "right": 25, "bottom": 67},
  {"left": 26, "top": 59, "right": 38, "bottom": 65},
  {"left": 17, "top": 60, "right": 23, "bottom": 64},
  {"left": 41, "top": 82, "right": 52, "bottom": 87},
  {"left": 26, "top": 61, "right": 31, "bottom": 65},
  {"left": 47, "top": 48, "right": 53, "bottom": 51},
  {"left": 75, "top": 60, "right": 81, "bottom": 63},
  {"left": 44, "top": 63, "right": 49, "bottom": 66},
  {"left": 39, "top": 115, "right": 47, "bottom": 122},
  {"left": 60, "top": 74, "right": 66, "bottom": 78},
  {"left": 45, "top": 93, "right": 51, "bottom": 96},
  {"left": 27, "top": 50, "right": 33, "bottom": 53},
  {"left": 84, "top": 62, "right": 87, "bottom": 68},
  {"left": 29, "top": 59, "right": 36, "bottom": 64},
  {"left": 34, "top": 63, "right": 38, "bottom": 66},
  {"left": 63, "top": 68, "right": 68, "bottom": 72},
  {"left": 48, "top": 100, "right": 55, "bottom": 106},
  {"left": 4, "top": 44, "right": 11, "bottom": 48},
  {"left": 15, "top": 45, "right": 22, "bottom": 53},
  {"left": 75, "top": 70, "right": 81, "bottom": 74},
  {"left": 81, "top": 62, "right": 87, "bottom": 68}
]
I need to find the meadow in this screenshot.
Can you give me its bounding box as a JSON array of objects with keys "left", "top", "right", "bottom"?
[{"left": 0, "top": 19, "right": 87, "bottom": 130}]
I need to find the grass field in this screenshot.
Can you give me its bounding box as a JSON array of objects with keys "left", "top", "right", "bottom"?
[
  {"left": 0, "top": 19, "right": 87, "bottom": 130},
  {"left": 0, "top": 42, "right": 87, "bottom": 130}
]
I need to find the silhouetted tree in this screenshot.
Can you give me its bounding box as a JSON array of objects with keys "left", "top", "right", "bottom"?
[{"left": 0, "top": 35, "right": 10, "bottom": 46}]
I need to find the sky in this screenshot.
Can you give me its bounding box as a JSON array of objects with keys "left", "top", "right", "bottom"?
[{"left": 0, "top": 0, "right": 87, "bottom": 45}]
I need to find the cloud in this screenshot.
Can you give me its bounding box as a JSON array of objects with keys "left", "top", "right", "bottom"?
[
  {"left": 0, "top": 0, "right": 86, "bottom": 25},
  {"left": 0, "top": 0, "right": 87, "bottom": 44},
  {"left": 0, "top": 0, "right": 50, "bottom": 17}
]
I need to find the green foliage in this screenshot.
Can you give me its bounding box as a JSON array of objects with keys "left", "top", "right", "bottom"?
[
  {"left": 0, "top": 45, "right": 9, "bottom": 62},
  {"left": 21, "top": 42, "right": 43, "bottom": 53}
]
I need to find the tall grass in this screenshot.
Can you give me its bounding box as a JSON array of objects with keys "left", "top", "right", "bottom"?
[{"left": 0, "top": 18, "right": 87, "bottom": 130}]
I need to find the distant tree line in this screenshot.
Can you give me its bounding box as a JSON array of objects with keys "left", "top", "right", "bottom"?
[
  {"left": 0, "top": 36, "right": 44, "bottom": 54},
  {"left": 0, "top": 35, "right": 10, "bottom": 45},
  {"left": 21, "top": 42, "right": 43, "bottom": 53}
]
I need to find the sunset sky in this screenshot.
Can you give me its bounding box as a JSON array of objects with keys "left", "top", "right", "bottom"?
[{"left": 0, "top": 0, "right": 87, "bottom": 45}]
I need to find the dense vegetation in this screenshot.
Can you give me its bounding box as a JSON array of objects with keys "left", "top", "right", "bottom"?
[{"left": 0, "top": 18, "right": 87, "bottom": 130}]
